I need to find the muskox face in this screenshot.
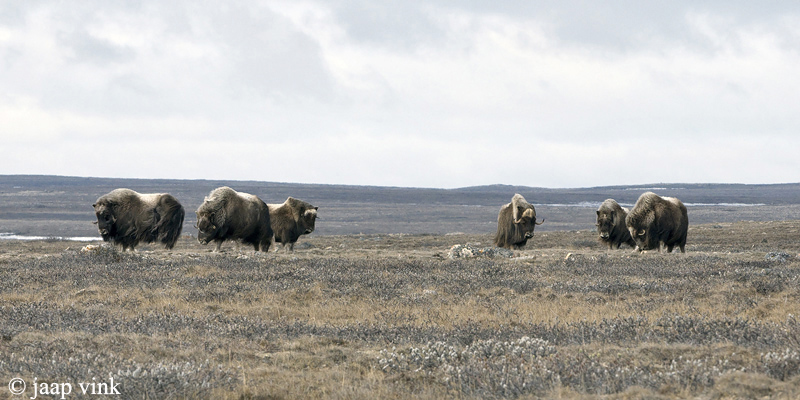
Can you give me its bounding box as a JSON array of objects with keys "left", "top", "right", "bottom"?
[
  {"left": 300, "top": 207, "right": 318, "bottom": 234},
  {"left": 195, "top": 211, "right": 219, "bottom": 245},
  {"left": 514, "top": 208, "right": 538, "bottom": 241},
  {"left": 92, "top": 202, "right": 116, "bottom": 240},
  {"left": 596, "top": 211, "right": 614, "bottom": 240},
  {"left": 628, "top": 225, "right": 655, "bottom": 251}
]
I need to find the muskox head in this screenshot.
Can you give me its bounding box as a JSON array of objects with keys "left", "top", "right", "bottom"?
[
  {"left": 92, "top": 200, "right": 116, "bottom": 240},
  {"left": 514, "top": 207, "right": 541, "bottom": 240},
  {"left": 629, "top": 226, "right": 651, "bottom": 251},
  {"left": 627, "top": 217, "right": 657, "bottom": 251},
  {"left": 195, "top": 210, "right": 219, "bottom": 245},
  {"left": 596, "top": 210, "right": 615, "bottom": 241},
  {"left": 513, "top": 195, "right": 543, "bottom": 240},
  {"left": 300, "top": 207, "right": 318, "bottom": 234}
]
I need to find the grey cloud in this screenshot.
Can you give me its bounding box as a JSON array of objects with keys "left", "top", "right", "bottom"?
[
  {"left": 328, "top": 1, "right": 800, "bottom": 53},
  {"left": 205, "top": 3, "right": 335, "bottom": 101},
  {"left": 59, "top": 28, "right": 136, "bottom": 66},
  {"left": 3, "top": 0, "right": 800, "bottom": 187},
  {"left": 329, "top": 0, "right": 446, "bottom": 49}
]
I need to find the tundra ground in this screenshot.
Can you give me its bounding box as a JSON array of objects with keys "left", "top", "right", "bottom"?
[{"left": 1, "top": 221, "right": 800, "bottom": 399}]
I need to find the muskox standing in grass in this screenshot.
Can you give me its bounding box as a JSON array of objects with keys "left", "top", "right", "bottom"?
[
  {"left": 268, "top": 197, "right": 318, "bottom": 252},
  {"left": 626, "top": 192, "right": 688, "bottom": 253},
  {"left": 92, "top": 188, "right": 185, "bottom": 251},
  {"left": 596, "top": 199, "right": 636, "bottom": 249},
  {"left": 195, "top": 187, "right": 273, "bottom": 252},
  {"left": 494, "top": 193, "right": 544, "bottom": 249}
]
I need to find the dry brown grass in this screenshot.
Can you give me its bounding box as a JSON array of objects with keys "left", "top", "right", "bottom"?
[{"left": 1, "top": 222, "right": 800, "bottom": 399}]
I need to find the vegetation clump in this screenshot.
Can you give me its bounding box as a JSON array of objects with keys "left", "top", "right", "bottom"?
[{"left": 1, "top": 222, "right": 800, "bottom": 398}]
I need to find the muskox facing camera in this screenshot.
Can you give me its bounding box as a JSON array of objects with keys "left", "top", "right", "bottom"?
[
  {"left": 92, "top": 189, "right": 185, "bottom": 251},
  {"left": 195, "top": 187, "right": 273, "bottom": 252},
  {"left": 626, "top": 192, "right": 688, "bottom": 253},
  {"left": 494, "top": 193, "right": 544, "bottom": 249},
  {"left": 596, "top": 199, "right": 636, "bottom": 249},
  {"left": 268, "top": 197, "right": 318, "bottom": 252}
]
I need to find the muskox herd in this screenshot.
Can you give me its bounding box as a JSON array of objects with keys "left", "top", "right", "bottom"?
[
  {"left": 493, "top": 192, "right": 688, "bottom": 253},
  {"left": 93, "top": 188, "right": 686, "bottom": 254},
  {"left": 92, "top": 187, "right": 317, "bottom": 252},
  {"left": 592, "top": 192, "right": 688, "bottom": 253}
]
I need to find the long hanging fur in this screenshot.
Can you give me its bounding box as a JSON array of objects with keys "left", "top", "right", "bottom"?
[
  {"left": 195, "top": 187, "right": 273, "bottom": 252},
  {"left": 596, "top": 199, "right": 635, "bottom": 249},
  {"left": 625, "top": 192, "right": 688, "bottom": 253},
  {"left": 494, "top": 193, "right": 544, "bottom": 250},
  {"left": 268, "top": 197, "right": 318, "bottom": 252},
  {"left": 92, "top": 188, "right": 185, "bottom": 251}
]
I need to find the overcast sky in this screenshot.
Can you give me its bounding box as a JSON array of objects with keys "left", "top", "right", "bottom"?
[{"left": 2, "top": 1, "right": 799, "bottom": 188}]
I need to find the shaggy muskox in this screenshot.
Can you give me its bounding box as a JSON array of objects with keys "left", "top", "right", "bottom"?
[
  {"left": 268, "top": 197, "right": 318, "bottom": 252},
  {"left": 494, "top": 193, "right": 544, "bottom": 249},
  {"left": 626, "top": 192, "right": 688, "bottom": 253},
  {"left": 195, "top": 187, "right": 273, "bottom": 252},
  {"left": 92, "top": 188, "right": 185, "bottom": 251},
  {"left": 596, "top": 199, "right": 636, "bottom": 249}
]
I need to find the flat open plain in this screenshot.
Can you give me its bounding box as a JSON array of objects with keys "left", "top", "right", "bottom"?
[
  {"left": 2, "top": 176, "right": 800, "bottom": 398},
  {"left": 1, "top": 221, "right": 800, "bottom": 399}
]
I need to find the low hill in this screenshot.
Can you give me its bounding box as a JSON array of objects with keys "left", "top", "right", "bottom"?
[{"left": 1, "top": 175, "right": 799, "bottom": 237}]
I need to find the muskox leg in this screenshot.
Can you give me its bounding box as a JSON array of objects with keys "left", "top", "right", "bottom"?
[
  {"left": 267, "top": 237, "right": 272, "bottom": 252},
  {"left": 287, "top": 242, "right": 294, "bottom": 252},
  {"left": 667, "top": 244, "right": 675, "bottom": 253},
  {"left": 274, "top": 242, "right": 288, "bottom": 252},
  {"left": 213, "top": 240, "right": 223, "bottom": 252},
  {"left": 261, "top": 236, "right": 272, "bottom": 252}
]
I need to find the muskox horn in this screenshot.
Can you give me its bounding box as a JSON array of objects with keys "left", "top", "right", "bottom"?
[
  {"left": 514, "top": 208, "right": 536, "bottom": 224},
  {"left": 535, "top": 218, "right": 545, "bottom": 225}
]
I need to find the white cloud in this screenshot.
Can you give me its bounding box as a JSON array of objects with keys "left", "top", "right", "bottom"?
[{"left": 1, "top": 1, "right": 799, "bottom": 188}]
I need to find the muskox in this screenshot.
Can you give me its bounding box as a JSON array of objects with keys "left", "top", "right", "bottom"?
[
  {"left": 626, "top": 192, "right": 688, "bottom": 253},
  {"left": 268, "top": 197, "right": 318, "bottom": 252},
  {"left": 596, "top": 199, "right": 636, "bottom": 249},
  {"left": 92, "top": 188, "right": 185, "bottom": 251},
  {"left": 494, "top": 193, "right": 544, "bottom": 249},
  {"left": 195, "top": 187, "right": 273, "bottom": 252}
]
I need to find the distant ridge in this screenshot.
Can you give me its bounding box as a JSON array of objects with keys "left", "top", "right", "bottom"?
[
  {"left": 2, "top": 175, "right": 800, "bottom": 205},
  {"left": 2, "top": 175, "right": 800, "bottom": 237}
]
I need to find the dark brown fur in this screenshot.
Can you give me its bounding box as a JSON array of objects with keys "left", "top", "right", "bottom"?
[
  {"left": 626, "top": 192, "right": 689, "bottom": 253},
  {"left": 195, "top": 187, "right": 273, "bottom": 252},
  {"left": 92, "top": 188, "right": 185, "bottom": 251},
  {"left": 268, "top": 197, "right": 318, "bottom": 252},
  {"left": 494, "top": 194, "right": 544, "bottom": 250},
  {"left": 596, "top": 199, "right": 636, "bottom": 249}
]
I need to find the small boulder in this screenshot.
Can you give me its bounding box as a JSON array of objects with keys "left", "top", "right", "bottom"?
[{"left": 766, "top": 252, "right": 792, "bottom": 263}]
